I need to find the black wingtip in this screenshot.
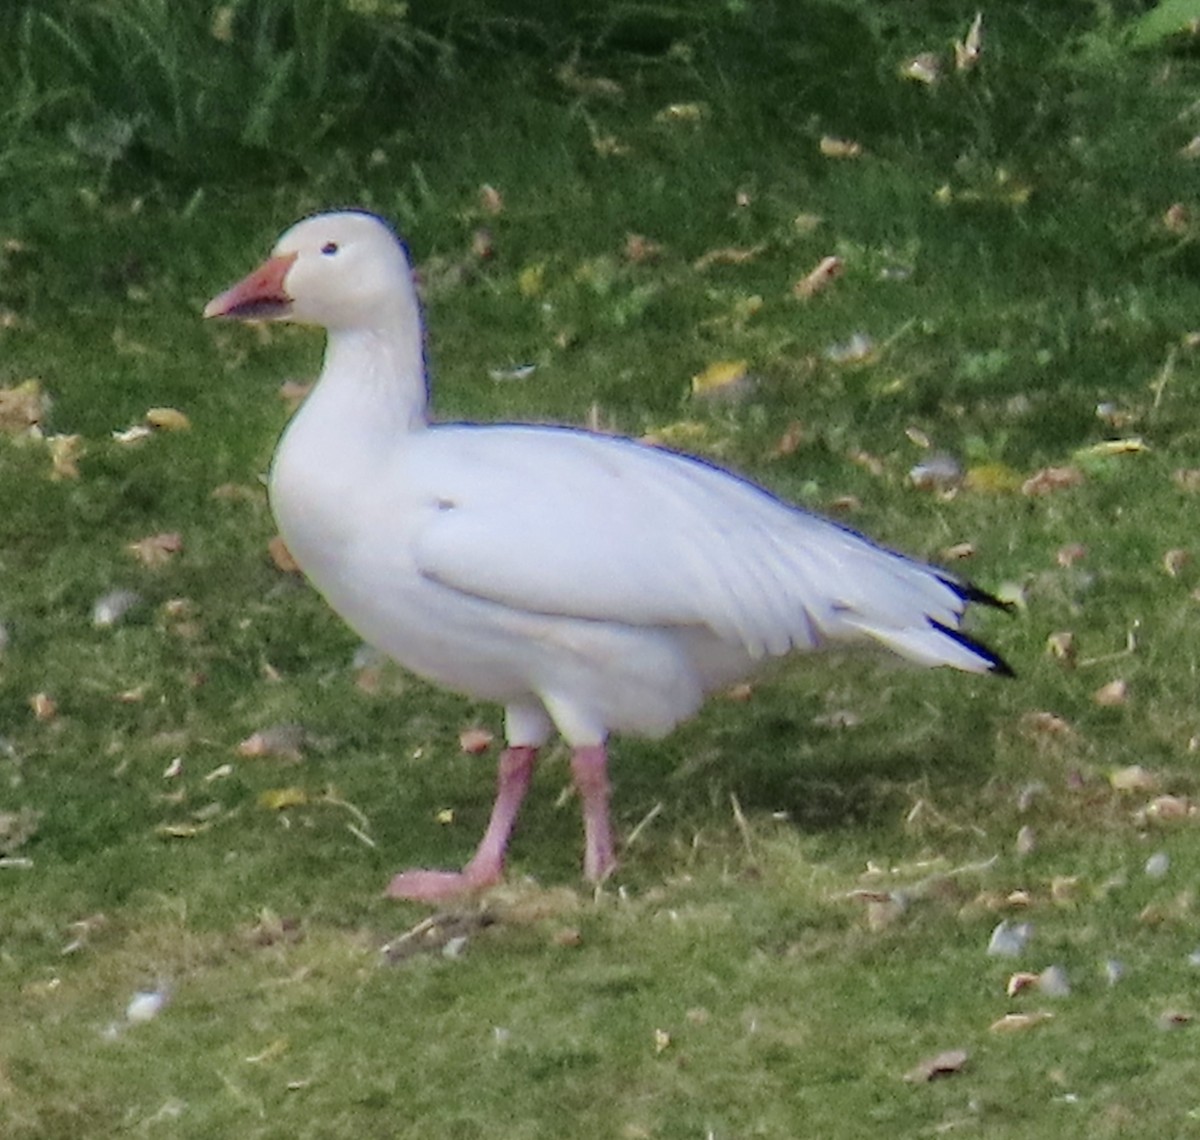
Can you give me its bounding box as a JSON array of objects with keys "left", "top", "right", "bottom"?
[
  {"left": 939, "top": 574, "right": 1016, "bottom": 616},
  {"left": 929, "top": 618, "right": 1016, "bottom": 679}
]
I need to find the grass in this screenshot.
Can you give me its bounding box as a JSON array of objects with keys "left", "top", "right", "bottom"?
[{"left": 4, "top": 1, "right": 1200, "bottom": 1136}]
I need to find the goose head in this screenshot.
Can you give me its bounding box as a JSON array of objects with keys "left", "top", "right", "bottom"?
[{"left": 204, "top": 210, "right": 418, "bottom": 332}]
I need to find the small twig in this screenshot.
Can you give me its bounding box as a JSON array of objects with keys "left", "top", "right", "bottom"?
[
  {"left": 730, "top": 792, "right": 755, "bottom": 859},
  {"left": 345, "top": 823, "right": 376, "bottom": 848},
  {"left": 1078, "top": 621, "right": 1139, "bottom": 668},
  {"left": 1149, "top": 346, "right": 1178, "bottom": 418},
  {"left": 622, "top": 801, "right": 663, "bottom": 850}
]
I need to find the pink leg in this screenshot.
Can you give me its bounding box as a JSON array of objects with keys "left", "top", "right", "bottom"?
[
  {"left": 386, "top": 745, "right": 538, "bottom": 902},
  {"left": 571, "top": 744, "right": 616, "bottom": 884}
]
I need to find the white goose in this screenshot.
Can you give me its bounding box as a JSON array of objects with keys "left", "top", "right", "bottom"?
[{"left": 205, "top": 211, "right": 1011, "bottom": 901}]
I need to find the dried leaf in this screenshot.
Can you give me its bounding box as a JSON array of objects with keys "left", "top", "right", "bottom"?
[
  {"left": 954, "top": 12, "right": 984, "bottom": 71},
  {"left": 654, "top": 102, "right": 706, "bottom": 124},
  {"left": 640, "top": 421, "right": 711, "bottom": 449},
  {"left": 990, "top": 1011, "right": 1053, "bottom": 1033},
  {"left": 258, "top": 787, "right": 309, "bottom": 811},
  {"left": 1173, "top": 468, "right": 1200, "bottom": 493},
  {"left": 268, "top": 535, "right": 301, "bottom": 574},
  {"left": 1045, "top": 631, "right": 1076, "bottom": 666},
  {"left": 691, "top": 359, "right": 751, "bottom": 398},
  {"left": 819, "top": 135, "right": 862, "bottom": 159},
  {"left": 1164, "top": 548, "right": 1191, "bottom": 577},
  {"left": 903, "top": 1049, "right": 968, "bottom": 1083},
  {"left": 1006, "top": 972, "right": 1039, "bottom": 997},
  {"left": 1074, "top": 437, "right": 1147, "bottom": 458},
  {"left": 1020, "top": 710, "right": 1074, "bottom": 738},
  {"left": 237, "top": 723, "right": 307, "bottom": 763},
  {"left": 127, "top": 532, "right": 183, "bottom": 567},
  {"left": 653, "top": 1028, "right": 671, "bottom": 1054},
  {"left": 47, "top": 434, "right": 84, "bottom": 479},
  {"left": 478, "top": 184, "right": 504, "bottom": 216},
  {"left": 278, "top": 379, "right": 313, "bottom": 411},
  {"left": 623, "top": 233, "right": 664, "bottom": 264},
  {"left": 1164, "top": 202, "right": 1190, "bottom": 233},
  {"left": 1110, "top": 764, "right": 1158, "bottom": 792},
  {"left": 0, "top": 379, "right": 48, "bottom": 434},
  {"left": 144, "top": 407, "right": 191, "bottom": 431},
  {"left": 156, "top": 822, "right": 208, "bottom": 839},
  {"left": 1022, "top": 466, "right": 1085, "bottom": 496},
  {"left": 769, "top": 421, "right": 806, "bottom": 458},
  {"left": 1056, "top": 543, "right": 1087, "bottom": 567},
  {"left": 1094, "top": 679, "right": 1129, "bottom": 706},
  {"left": 900, "top": 52, "right": 942, "bottom": 85},
  {"left": 1144, "top": 794, "right": 1193, "bottom": 821},
  {"left": 964, "top": 463, "right": 1022, "bottom": 492},
  {"left": 29, "top": 692, "right": 56, "bottom": 721},
  {"left": 792, "top": 255, "right": 843, "bottom": 299},
  {"left": 459, "top": 727, "right": 494, "bottom": 755}
]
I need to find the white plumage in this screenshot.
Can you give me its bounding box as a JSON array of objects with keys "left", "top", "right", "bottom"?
[{"left": 205, "top": 210, "right": 1010, "bottom": 901}]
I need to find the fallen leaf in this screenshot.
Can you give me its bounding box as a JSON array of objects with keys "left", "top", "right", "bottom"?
[
  {"left": 268, "top": 535, "right": 301, "bottom": 574},
  {"left": 654, "top": 102, "right": 706, "bottom": 124},
  {"left": 1164, "top": 548, "right": 1191, "bottom": 577},
  {"left": 278, "top": 379, "right": 313, "bottom": 411},
  {"left": 900, "top": 52, "right": 942, "bottom": 85},
  {"left": 156, "top": 822, "right": 208, "bottom": 838},
  {"left": 1045, "top": 630, "right": 1077, "bottom": 666},
  {"left": 941, "top": 542, "right": 976, "bottom": 561},
  {"left": 623, "top": 233, "right": 663, "bottom": 264},
  {"left": 792, "top": 255, "right": 843, "bottom": 299},
  {"left": 258, "top": 787, "right": 309, "bottom": 811},
  {"left": 1173, "top": 468, "right": 1200, "bottom": 493},
  {"left": 954, "top": 11, "right": 984, "bottom": 71},
  {"left": 640, "top": 421, "right": 711, "bottom": 449},
  {"left": 990, "top": 1011, "right": 1053, "bottom": 1033},
  {"left": 1006, "top": 972, "right": 1039, "bottom": 997},
  {"left": 691, "top": 359, "right": 751, "bottom": 399},
  {"left": 29, "top": 692, "right": 56, "bottom": 721},
  {"left": 1164, "top": 203, "right": 1190, "bottom": 233},
  {"left": 1056, "top": 542, "right": 1087, "bottom": 567},
  {"left": 1110, "top": 764, "right": 1158, "bottom": 792},
  {"left": 1074, "top": 437, "right": 1147, "bottom": 459},
  {"left": 1020, "top": 710, "right": 1074, "bottom": 738},
  {"left": 459, "top": 727, "right": 494, "bottom": 755},
  {"left": 1022, "top": 466, "right": 1085, "bottom": 496},
  {"left": 653, "top": 1028, "right": 671, "bottom": 1054},
  {"left": 819, "top": 135, "right": 862, "bottom": 159},
  {"left": 144, "top": 407, "right": 191, "bottom": 431},
  {"left": 0, "top": 379, "right": 48, "bottom": 434},
  {"left": 127, "top": 532, "right": 183, "bottom": 567},
  {"left": 903, "top": 1048, "right": 968, "bottom": 1083},
  {"left": 478, "top": 184, "right": 504, "bottom": 215},
  {"left": 47, "top": 434, "right": 84, "bottom": 479},
  {"left": 237, "top": 723, "right": 307, "bottom": 763},
  {"left": 964, "top": 463, "right": 1022, "bottom": 492},
  {"left": 1143, "top": 794, "right": 1193, "bottom": 821},
  {"left": 1094, "top": 679, "right": 1128, "bottom": 706}
]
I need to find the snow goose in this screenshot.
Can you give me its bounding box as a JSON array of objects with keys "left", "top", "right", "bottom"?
[{"left": 204, "top": 210, "right": 1011, "bottom": 901}]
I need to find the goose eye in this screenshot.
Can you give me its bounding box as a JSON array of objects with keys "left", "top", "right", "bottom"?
[{"left": 321, "top": 241, "right": 339, "bottom": 256}]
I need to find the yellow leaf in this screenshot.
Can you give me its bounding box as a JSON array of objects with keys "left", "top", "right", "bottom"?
[
  {"left": 517, "top": 264, "right": 545, "bottom": 298},
  {"left": 964, "top": 463, "right": 1022, "bottom": 493},
  {"left": 145, "top": 407, "right": 191, "bottom": 431},
  {"left": 156, "top": 822, "right": 207, "bottom": 839},
  {"left": 258, "top": 787, "right": 309, "bottom": 811},
  {"left": 691, "top": 360, "right": 749, "bottom": 396},
  {"left": 640, "top": 420, "right": 711, "bottom": 449},
  {"left": 1074, "top": 437, "right": 1147, "bottom": 458}
]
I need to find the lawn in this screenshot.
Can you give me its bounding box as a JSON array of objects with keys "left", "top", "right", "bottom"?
[{"left": 4, "top": 1, "right": 1200, "bottom": 1136}]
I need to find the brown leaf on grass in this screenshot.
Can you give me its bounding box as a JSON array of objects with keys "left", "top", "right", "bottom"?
[
  {"left": 0, "top": 808, "right": 41, "bottom": 853},
  {"left": 941, "top": 542, "right": 976, "bottom": 561},
  {"left": 47, "top": 434, "right": 84, "bottom": 480},
  {"left": 848, "top": 449, "right": 886, "bottom": 477},
  {"left": 954, "top": 11, "right": 984, "bottom": 71},
  {"left": 144, "top": 407, "right": 191, "bottom": 432},
  {"left": 478, "top": 184, "right": 504, "bottom": 216},
  {"left": 1174, "top": 468, "right": 1200, "bottom": 493},
  {"left": 903, "top": 1049, "right": 968, "bottom": 1083},
  {"left": 459, "top": 727, "right": 494, "bottom": 755},
  {"left": 127, "top": 532, "right": 183, "bottom": 567},
  {"left": 1020, "top": 711, "right": 1074, "bottom": 738},
  {"left": 900, "top": 52, "right": 942, "bottom": 85},
  {"left": 1006, "top": 972, "right": 1040, "bottom": 997},
  {"left": 237, "top": 723, "right": 307, "bottom": 763},
  {"left": 819, "top": 135, "right": 862, "bottom": 159},
  {"left": 1164, "top": 203, "right": 1190, "bottom": 234},
  {"left": 1022, "top": 466, "right": 1085, "bottom": 496},
  {"left": 990, "top": 1011, "right": 1053, "bottom": 1033},
  {"left": 1110, "top": 764, "right": 1158, "bottom": 792},
  {"left": 29, "top": 692, "right": 57, "bottom": 722},
  {"left": 792, "top": 255, "right": 843, "bottom": 299},
  {"left": 278, "top": 379, "right": 313, "bottom": 411},
  {"left": 1158, "top": 1009, "right": 1193, "bottom": 1030},
  {"left": 692, "top": 243, "right": 766, "bottom": 271},
  {"left": 1141, "top": 794, "right": 1195, "bottom": 821},
  {"left": 555, "top": 60, "right": 623, "bottom": 100},
  {"left": 654, "top": 102, "right": 706, "bottom": 123},
  {"left": 268, "top": 535, "right": 301, "bottom": 574},
  {"left": 0, "top": 379, "right": 48, "bottom": 434},
  {"left": 1045, "top": 630, "right": 1077, "bottom": 667},
  {"left": 1094, "top": 679, "right": 1129, "bottom": 707},
  {"left": 623, "top": 233, "right": 664, "bottom": 264},
  {"left": 1056, "top": 542, "right": 1087, "bottom": 567},
  {"left": 769, "top": 421, "right": 806, "bottom": 458},
  {"left": 1164, "top": 548, "right": 1191, "bottom": 577}
]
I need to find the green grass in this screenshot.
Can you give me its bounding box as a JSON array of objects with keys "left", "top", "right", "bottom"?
[{"left": 4, "top": 1, "right": 1200, "bottom": 1136}]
